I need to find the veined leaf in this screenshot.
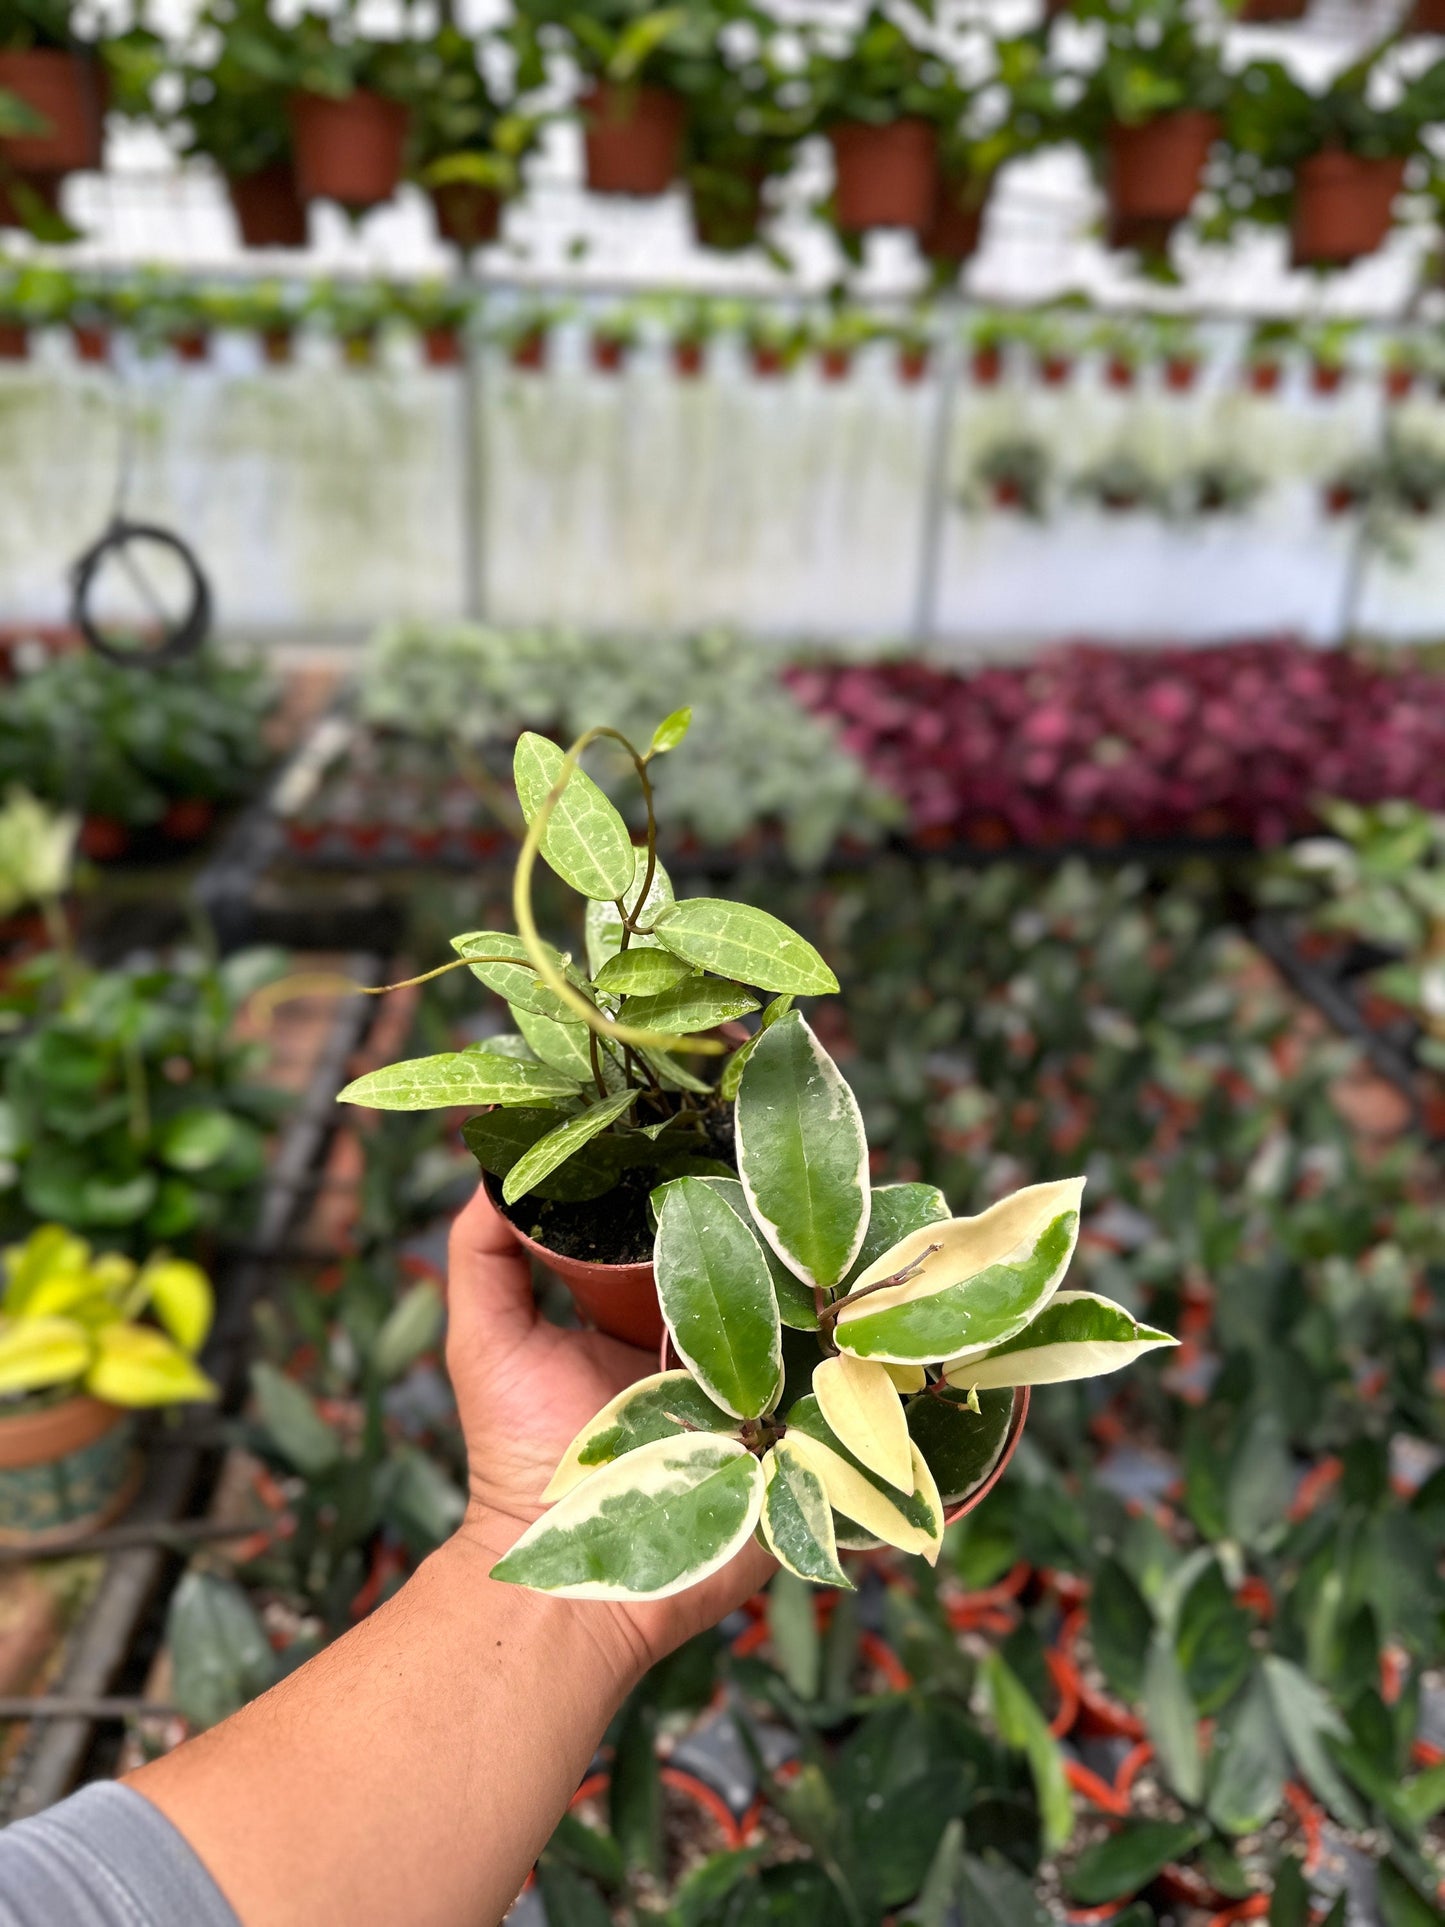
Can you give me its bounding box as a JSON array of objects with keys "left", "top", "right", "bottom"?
[
  {"left": 694, "top": 1176, "right": 818, "bottom": 1329},
  {"left": 834, "top": 1177, "right": 1086, "bottom": 1366},
  {"left": 0, "top": 1315, "right": 91, "bottom": 1396},
  {"left": 843, "top": 1184, "right": 950, "bottom": 1288},
  {"left": 982, "top": 1653, "right": 1074, "bottom": 1854},
  {"left": 735, "top": 1012, "right": 870, "bottom": 1292},
  {"left": 461, "top": 1108, "right": 620, "bottom": 1202},
  {"left": 640, "top": 1047, "right": 711, "bottom": 1095},
  {"left": 585, "top": 850, "right": 674, "bottom": 976},
  {"left": 719, "top": 993, "right": 795, "bottom": 1101},
  {"left": 511, "top": 1004, "right": 598, "bottom": 1083},
  {"left": 812, "top": 1353, "right": 913, "bottom": 1493},
  {"left": 622, "top": 979, "right": 759, "bottom": 1038},
  {"left": 945, "top": 1291, "right": 1175, "bottom": 1391},
  {"left": 544, "top": 1371, "right": 740, "bottom": 1500},
  {"left": 502, "top": 1092, "right": 637, "bottom": 1206},
  {"left": 491, "top": 1433, "right": 764, "bottom": 1601},
  {"left": 784, "top": 1394, "right": 944, "bottom": 1563},
  {"left": 514, "top": 731, "right": 637, "bottom": 902},
  {"left": 593, "top": 948, "right": 695, "bottom": 997},
  {"left": 88, "top": 1324, "right": 218, "bottom": 1408},
  {"left": 654, "top": 1177, "right": 782, "bottom": 1420},
  {"left": 759, "top": 1440, "right": 852, "bottom": 1589},
  {"left": 651, "top": 899, "right": 839, "bottom": 995},
  {"left": 338, "top": 1051, "right": 581, "bottom": 1111},
  {"left": 906, "top": 1386, "right": 1014, "bottom": 1505},
  {"left": 451, "top": 931, "right": 580, "bottom": 1023}
]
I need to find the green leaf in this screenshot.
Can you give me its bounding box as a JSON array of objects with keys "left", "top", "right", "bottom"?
[
  {"left": 650, "top": 706, "right": 692, "bottom": 755},
  {"left": 510, "top": 1004, "right": 598, "bottom": 1082},
  {"left": 719, "top": 993, "right": 795, "bottom": 1102},
  {"left": 585, "top": 850, "right": 674, "bottom": 976},
  {"left": 461, "top": 1108, "right": 620, "bottom": 1202},
  {"left": 372, "top": 1282, "right": 444, "bottom": 1382},
  {"left": 1268, "top": 1855, "right": 1311, "bottom": 1927},
  {"left": 905, "top": 1385, "right": 1013, "bottom": 1506},
  {"left": 1144, "top": 1630, "right": 1202, "bottom": 1805},
  {"left": 957, "top": 1290, "right": 1175, "bottom": 1390},
  {"left": 537, "top": 1859, "right": 612, "bottom": 1927},
  {"left": 544, "top": 1370, "right": 740, "bottom": 1499},
  {"left": 735, "top": 1011, "right": 870, "bottom": 1292},
  {"left": 491, "top": 1434, "right": 765, "bottom": 1601},
  {"left": 955, "top": 1854, "right": 1055, "bottom": 1927},
  {"left": 450, "top": 931, "right": 582, "bottom": 1024},
  {"left": 767, "top": 1569, "right": 822, "bottom": 1697},
  {"left": 836, "top": 1178, "right": 1084, "bottom": 1367},
  {"left": 1066, "top": 1820, "right": 1205, "bottom": 1905},
  {"left": 1177, "top": 1560, "right": 1254, "bottom": 1715},
  {"left": 1207, "top": 1673, "right": 1287, "bottom": 1837},
  {"left": 1262, "top": 1656, "right": 1365, "bottom": 1828},
  {"left": 621, "top": 979, "right": 760, "bottom": 1037},
  {"left": 1226, "top": 1411, "right": 1295, "bottom": 1552},
  {"left": 338, "top": 1050, "right": 581, "bottom": 1112},
  {"left": 981, "top": 1652, "right": 1073, "bottom": 1854},
  {"left": 1089, "top": 1557, "right": 1154, "bottom": 1705},
  {"left": 593, "top": 948, "right": 695, "bottom": 996},
  {"left": 843, "top": 1183, "right": 950, "bottom": 1288},
  {"left": 156, "top": 1107, "right": 236, "bottom": 1172},
  {"left": 502, "top": 1091, "right": 636, "bottom": 1206},
  {"left": 899, "top": 1818, "right": 964, "bottom": 1927},
  {"left": 167, "top": 1571, "right": 279, "bottom": 1732},
  {"left": 652, "top": 899, "right": 839, "bottom": 995},
  {"left": 251, "top": 1361, "right": 341, "bottom": 1475},
  {"left": 514, "top": 731, "right": 637, "bottom": 901},
  {"left": 654, "top": 1177, "right": 782, "bottom": 1420},
  {"left": 693, "top": 1176, "right": 818, "bottom": 1329},
  {"left": 784, "top": 1393, "right": 943, "bottom": 1561},
  {"left": 611, "top": 1698, "right": 663, "bottom": 1877},
  {"left": 759, "top": 1440, "right": 852, "bottom": 1588}
]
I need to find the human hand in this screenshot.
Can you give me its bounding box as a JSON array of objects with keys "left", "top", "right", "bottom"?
[{"left": 443, "top": 1184, "right": 774, "bottom": 1673}]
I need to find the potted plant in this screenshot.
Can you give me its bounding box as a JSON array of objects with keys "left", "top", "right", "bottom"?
[
  {"left": 1072, "top": 451, "right": 1169, "bottom": 514},
  {"left": 495, "top": 302, "right": 563, "bottom": 373},
  {"left": 338, "top": 711, "right": 1175, "bottom": 1601},
  {"left": 973, "top": 437, "right": 1051, "bottom": 515},
  {"left": 810, "top": 8, "right": 959, "bottom": 233},
  {"left": 307, "top": 279, "right": 392, "bottom": 369},
  {"left": 406, "top": 22, "right": 539, "bottom": 250},
  {"left": 1176, "top": 457, "right": 1263, "bottom": 517},
  {"left": 812, "top": 307, "right": 882, "bottom": 382},
  {"left": 0, "top": 1, "right": 105, "bottom": 181},
  {"left": 1243, "top": 317, "right": 1295, "bottom": 392},
  {"left": 966, "top": 310, "right": 1017, "bottom": 386},
  {"left": 1381, "top": 335, "right": 1433, "bottom": 401},
  {"left": 665, "top": 296, "right": 737, "bottom": 378},
  {"left": 175, "top": 0, "right": 308, "bottom": 250},
  {"left": 392, "top": 281, "right": 473, "bottom": 369},
  {"left": 0, "top": 1225, "right": 217, "bottom": 1545},
  {"left": 1150, "top": 315, "right": 1203, "bottom": 391},
  {"left": 895, "top": 314, "right": 934, "bottom": 385},
  {"left": 0, "top": 258, "right": 69, "bottom": 359},
  {"left": 683, "top": 51, "right": 798, "bottom": 254},
  {"left": 1090, "top": 315, "right": 1145, "bottom": 390},
  {"left": 745, "top": 309, "right": 809, "bottom": 379},
  {"left": 1300, "top": 319, "right": 1356, "bottom": 395},
  {"left": 590, "top": 305, "right": 642, "bottom": 375},
  {"left": 279, "top": 13, "right": 418, "bottom": 213}
]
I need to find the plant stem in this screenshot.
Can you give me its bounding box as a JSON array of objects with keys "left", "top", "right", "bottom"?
[
  {"left": 816, "top": 1244, "right": 942, "bottom": 1340},
  {"left": 587, "top": 1027, "right": 608, "bottom": 1101}
]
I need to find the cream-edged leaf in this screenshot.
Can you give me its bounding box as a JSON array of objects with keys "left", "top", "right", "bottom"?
[
  {"left": 719, "top": 994, "right": 795, "bottom": 1102},
  {"left": 812, "top": 1353, "right": 913, "bottom": 1494},
  {"left": 543, "top": 1371, "right": 740, "bottom": 1500},
  {"left": 946, "top": 1291, "right": 1176, "bottom": 1391},
  {"left": 783, "top": 1394, "right": 944, "bottom": 1564},
  {"left": 843, "top": 1183, "right": 951, "bottom": 1288},
  {"left": 585, "top": 850, "right": 674, "bottom": 976},
  {"left": 514, "top": 731, "right": 637, "bottom": 902},
  {"left": 655, "top": 1177, "right": 783, "bottom": 1420},
  {"left": 651, "top": 899, "right": 839, "bottom": 995},
  {"left": 759, "top": 1441, "right": 852, "bottom": 1589},
  {"left": 693, "top": 1176, "right": 818, "bottom": 1329},
  {"left": 884, "top": 1363, "right": 927, "bottom": 1393},
  {"left": 491, "top": 1434, "right": 764, "bottom": 1601},
  {"left": 735, "top": 1012, "right": 870, "bottom": 1292},
  {"left": 501, "top": 1091, "right": 637, "bottom": 1205},
  {"left": 338, "top": 1051, "right": 581, "bottom": 1112},
  {"left": 833, "top": 1177, "right": 1086, "bottom": 1366}
]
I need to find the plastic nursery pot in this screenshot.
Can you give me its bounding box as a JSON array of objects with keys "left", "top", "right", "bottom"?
[
  {"left": 689, "top": 169, "right": 764, "bottom": 252},
  {"left": 672, "top": 340, "right": 705, "bottom": 378},
  {"left": 921, "top": 171, "right": 991, "bottom": 265},
  {"left": 288, "top": 90, "right": 408, "bottom": 210},
  {"left": 1106, "top": 357, "right": 1136, "bottom": 390},
  {"left": 897, "top": 345, "right": 930, "bottom": 384},
  {"left": 731, "top": 1598, "right": 912, "bottom": 1694},
  {"left": 1038, "top": 354, "right": 1072, "bottom": 387},
  {"left": 1291, "top": 150, "right": 1406, "bottom": 268},
  {"left": 972, "top": 345, "right": 1003, "bottom": 386},
  {"left": 0, "top": 49, "right": 106, "bottom": 175},
  {"left": 1057, "top": 1609, "right": 1146, "bottom": 1740},
  {"left": 510, "top": 329, "right": 548, "bottom": 372},
  {"left": 829, "top": 118, "right": 938, "bottom": 232},
  {"left": 1407, "top": 0, "right": 1445, "bottom": 27},
  {"left": 1385, "top": 366, "right": 1415, "bottom": 401},
  {"left": 486, "top": 1169, "right": 662, "bottom": 1351},
  {"left": 170, "top": 330, "right": 209, "bottom": 365},
  {"left": 70, "top": 322, "right": 110, "bottom": 366},
  {"left": 0, "top": 323, "right": 27, "bottom": 361},
  {"left": 422, "top": 328, "right": 464, "bottom": 369},
  {"left": 160, "top": 797, "right": 216, "bottom": 843},
  {"left": 818, "top": 347, "right": 853, "bottom": 383},
  {"left": 261, "top": 329, "right": 294, "bottom": 367},
  {"left": 750, "top": 344, "right": 787, "bottom": 378},
  {"left": 0, "top": 1395, "right": 139, "bottom": 1548},
  {"left": 581, "top": 82, "right": 685, "bottom": 197},
  {"left": 228, "top": 164, "right": 308, "bottom": 248},
  {"left": 429, "top": 182, "right": 501, "bottom": 250},
  {"left": 1248, "top": 361, "right": 1282, "bottom": 394},
  {"left": 1164, "top": 357, "right": 1199, "bottom": 392},
  {"left": 1105, "top": 111, "right": 1218, "bottom": 231},
  {"left": 80, "top": 814, "right": 129, "bottom": 860},
  {"left": 1311, "top": 360, "right": 1347, "bottom": 396},
  {"left": 591, "top": 335, "right": 628, "bottom": 375}
]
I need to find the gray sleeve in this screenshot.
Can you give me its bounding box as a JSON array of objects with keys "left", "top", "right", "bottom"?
[{"left": 0, "top": 1782, "right": 238, "bottom": 1927}]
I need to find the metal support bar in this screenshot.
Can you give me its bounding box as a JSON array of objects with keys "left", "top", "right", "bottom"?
[{"left": 910, "top": 297, "right": 963, "bottom": 648}]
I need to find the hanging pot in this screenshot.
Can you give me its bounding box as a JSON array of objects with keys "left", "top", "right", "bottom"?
[
  {"left": 228, "top": 164, "right": 308, "bottom": 248},
  {"left": 0, "top": 322, "right": 27, "bottom": 360},
  {"left": 1105, "top": 110, "right": 1218, "bottom": 237},
  {"left": 829, "top": 118, "right": 938, "bottom": 231},
  {"left": 921, "top": 168, "right": 991, "bottom": 264},
  {"left": 1406, "top": 0, "right": 1445, "bottom": 29},
  {"left": 429, "top": 181, "right": 502, "bottom": 249},
  {"left": 485, "top": 1170, "right": 661, "bottom": 1348},
  {"left": 689, "top": 167, "right": 763, "bottom": 251},
  {"left": 0, "top": 1395, "right": 138, "bottom": 1547},
  {"left": 289, "top": 90, "right": 408, "bottom": 210},
  {"left": 1291, "top": 149, "right": 1406, "bottom": 267},
  {"left": 0, "top": 49, "right": 105, "bottom": 175},
  {"left": 673, "top": 339, "right": 705, "bottom": 377},
  {"left": 422, "top": 326, "right": 464, "bottom": 369},
  {"left": 581, "top": 82, "right": 684, "bottom": 196},
  {"left": 1239, "top": 0, "right": 1308, "bottom": 16}
]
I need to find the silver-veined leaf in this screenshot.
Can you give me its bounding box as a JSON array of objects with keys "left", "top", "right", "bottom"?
[
  {"left": 735, "top": 1011, "right": 870, "bottom": 1292},
  {"left": 811, "top": 1353, "right": 912, "bottom": 1493},
  {"left": 514, "top": 731, "right": 637, "bottom": 902},
  {"left": 501, "top": 1091, "right": 637, "bottom": 1205},
  {"left": 946, "top": 1291, "right": 1175, "bottom": 1391},
  {"left": 843, "top": 1182, "right": 950, "bottom": 1288},
  {"left": 593, "top": 948, "right": 695, "bottom": 997},
  {"left": 461, "top": 1108, "right": 620, "bottom": 1202},
  {"left": 906, "top": 1385, "right": 1014, "bottom": 1505},
  {"left": 654, "top": 1177, "right": 782, "bottom": 1420},
  {"left": 693, "top": 1176, "right": 817, "bottom": 1329},
  {"left": 759, "top": 1440, "right": 851, "bottom": 1589},
  {"left": 585, "top": 850, "right": 674, "bottom": 976},
  {"left": 509, "top": 1004, "right": 599, "bottom": 1083},
  {"left": 651, "top": 899, "right": 838, "bottom": 995},
  {"left": 451, "top": 932, "right": 578, "bottom": 1023},
  {"left": 338, "top": 1051, "right": 581, "bottom": 1112},
  {"left": 544, "top": 1371, "right": 739, "bottom": 1500},
  {"left": 621, "top": 979, "right": 759, "bottom": 1038},
  {"left": 783, "top": 1393, "right": 944, "bottom": 1562},
  {"left": 834, "top": 1177, "right": 1085, "bottom": 1366},
  {"left": 491, "top": 1433, "right": 764, "bottom": 1601}
]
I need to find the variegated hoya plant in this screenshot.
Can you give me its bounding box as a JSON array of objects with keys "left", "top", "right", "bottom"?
[{"left": 339, "top": 713, "right": 1176, "bottom": 1602}]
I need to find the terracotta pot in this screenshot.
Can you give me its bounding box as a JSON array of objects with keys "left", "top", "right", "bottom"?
[
  {"left": 71, "top": 323, "right": 109, "bottom": 366},
  {"left": 510, "top": 329, "right": 547, "bottom": 372},
  {"left": 972, "top": 344, "right": 1003, "bottom": 386},
  {"left": 818, "top": 346, "right": 852, "bottom": 382},
  {"left": 1239, "top": 0, "right": 1307, "bottom": 15},
  {"left": 1385, "top": 366, "right": 1415, "bottom": 400},
  {"left": 228, "top": 163, "right": 308, "bottom": 248},
  {"left": 1039, "top": 354, "right": 1072, "bottom": 387},
  {"left": 1106, "top": 357, "right": 1136, "bottom": 390},
  {"left": 1406, "top": 0, "right": 1445, "bottom": 28},
  {"left": 1311, "top": 361, "right": 1346, "bottom": 395},
  {"left": 1106, "top": 111, "right": 1218, "bottom": 230},
  {"left": 487, "top": 1171, "right": 661, "bottom": 1348},
  {"left": 921, "top": 168, "right": 990, "bottom": 262},
  {"left": 430, "top": 181, "right": 501, "bottom": 249},
  {"left": 829, "top": 118, "right": 938, "bottom": 232},
  {"left": 897, "top": 345, "right": 930, "bottom": 384},
  {"left": 170, "top": 330, "right": 209, "bottom": 364},
  {"left": 750, "top": 343, "right": 787, "bottom": 378},
  {"left": 261, "top": 329, "right": 294, "bottom": 366},
  {"left": 0, "top": 50, "right": 105, "bottom": 175},
  {"left": 591, "top": 335, "right": 628, "bottom": 374},
  {"left": 689, "top": 168, "right": 763, "bottom": 251},
  {"left": 0, "top": 1394, "right": 138, "bottom": 1547},
  {"left": 582, "top": 82, "right": 684, "bottom": 196},
  {"left": 1291, "top": 150, "right": 1406, "bottom": 267},
  {"left": 673, "top": 340, "right": 705, "bottom": 378},
  {"left": 0, "top": 322, "right": 27, "bottom": 360},
  {"left": 1164, "top": 357, "right": 1198, "bottom": 391},
  {"left": 422, "top": 327, "right": 464, "bottom": 369},
  {"left": 289, "top": 90, "right": 408, "bottom": 210},
  {"left": 1248, "top": 360, "right": 1282, "bottom": 393}
]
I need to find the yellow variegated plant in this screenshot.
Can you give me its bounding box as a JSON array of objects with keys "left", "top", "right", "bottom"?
[
  {"left": 337, "top": 712, "right": 1177, "bottom": 1602},
  {"left": 0, "top": 1225, "right": 218, "bottom": 1408}
]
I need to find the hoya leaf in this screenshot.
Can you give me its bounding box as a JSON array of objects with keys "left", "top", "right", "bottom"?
[
  {"left": 1262, "top": 1656, "right": 1365, "bottom": 1828},
  {"left": 1066, "top": 1820, "right": 1205, "bottom": 1906},
  {"left": 651, "top": 899, "right": 839, "bottom": 995},
  {"left": 905, "top": 1385, "right": 1014, "bottom": 1506},
  {"left": 884, "top": 1363, "right": 926, "bottom": 1393},
  {"left": 461, "top": 1108, "right": 620, "bottom": 1202},
  {"left": 843, "top": 1183, "right": 950, "bottom": 1289},
  {"left": 593, "top": 948, "right": 695, "bottom": 997},
  {"left": 621, "top": 979, "right": 760, "bottom": 1037},
  {"left": 511, "top": 1004, "right": 598, "bottom": 1083},
  {"left": 338, "top": 1051, "right": 581, "bottom": 1112},
  {"left": 514, "top": 731, "right": 637, "bottom": 902},
  {"left": 491, "top": 1433, "right": 764, "bottom": 1601},
  {"left": 502, "top": 1091, "right": 637, "bottom": 1206},
  {"left": 640, "top": 1047, "right": 711, "bottom": 1095},
  {"left": 834, "top": 1177, "right": 1085, "bottom": 1366},
  {"left": 735, "top": 1012, "right": 870, "bottom": 1292},
  {"left": 372, "top": 1282, "right": 445, "bottom": 1382},
  {"left": 136, "top": 1256, "right": 214, "bottom": 1356},
  {"left": 981, "top": 1652, "right": 1074, "bottom": 1854},
  {"left": 812, "top": 1353, "right": 913, "bottom": 1493},
  {"left": 784, "top": 1394, "right": 944, "bottom": 1563},
  {"left": 693, "top": 1176, "right": 818, "bottom": 1329},
  {"left": 585, "top": 850, "right": 674, "bottom": 976},
  {"left": 250, "top": 1361, "right": 341, "bottom": 1475},
  {"left": 88, "top": 1324, "right": 218, "bottom": 1408},
  {"left": 1144, "top": 1630, "right": 1203, "bottom": 1806},
  {"left": 650, "top": 707, "right": 692, "bottom": 755},
  {"left": 451, "top": 931, "right": 579, "bottom": 1024},
  {"left": 471, "top": 1032, "right": 536, "bottom": 1061},
  {"left": 544, "top": 1371, "right": 740, "bottom": 1500},
  {"left": 719, "top": 993, "right": 795, "bottom": 1102},
  {"left": 0, "top": 1315, "right": 91, "bottom": 1397},
  {"left": 655, "top": 1177, "right": 782, "bottom": 1420},
  {"left": 759, "top": 1440, "right": 852, "bottom": 1589},
  {"left": 945, "top": 1291, "right": 1175, "bottom": 1391},
  {"left": 1206, "top": 1673, "right": 1286, "bottom": 1837}
]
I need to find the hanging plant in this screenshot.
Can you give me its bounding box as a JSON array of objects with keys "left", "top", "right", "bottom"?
[
  {"left": 1243, "top": 318, "right": 1295, "bottom": 393},
  {"left": 682, "top": 26, "right": 800, "bottom": 253},
  {"left": 1300, "top": 319, "right": 1357, "bottom": 396},
  {"left": 174, "top": 0, "right": 306, "bottom": 248},
  {"left": 1072, "top": 450, "right": 1171, "bottom": 514},
  {"left": 0, "top": 1, "right": 106, "bottom": 181},
  {"left": 745, "top": 309, "right": 809, "bottom": 379},
  {"left": 809, "top": 8, "right": 960, "bottom": 233},
  {"left": 973, "top": 437, "right": 1051, "bottom": 516},
  {"left": 406, "top": 24, "right": 539, "bottom": 251},
  {"left": 1176, "top": 457, "right": 1263, "bottom": 517}
]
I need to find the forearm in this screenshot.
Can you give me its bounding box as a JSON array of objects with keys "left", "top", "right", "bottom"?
[{"left": 127, "top": 1512, "right": 648, "bottom": 1927}]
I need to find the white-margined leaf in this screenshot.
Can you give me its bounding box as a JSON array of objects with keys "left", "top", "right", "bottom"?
[
  {"left": 833, "top": 1177, "right": 1086, "bottom": 1366},
  {"left": 501, "top": 1091, "right": 637, "bottom": 1205},
  {"left": 621, "top": 979, "right": 759, "bottom": 1038},
  {"left": 585, "top": 851, "right": 674, "bottom": 976},
  {"left": 593, "top": 948, "right": 696, "bottom": 997},
  {"left": 654, "top": 1177, "right": 782, "bottom": 1419},
  {"left": 451, "top": 932, "right": 578, "bottom": 1023},
  {"left": 338, "top": 1051, "right": 581, "bottom": 1112},
  {"left": 514, "top": 731, "right": 637, "bottom": 902},
  {"left": 491, "top": 1433, "right": 764, "bottom": 1601},
  {"left": 783, "top": 1393, "right": 944, "bottom": 1562},
  {"left": 692, "top": 1175, "right": 817, "bottom": 1329},
  {"left": 461, "top": 1108, "right": 620, "bottom": 1202},
  {"left": 735, "top": 1012, "right": 870, "bottom": 1292},
  {"left": 945, "top": 1291, "right": 1176, "bottom": 1391},
  {"left": 843, "top": 1183, "right": 950, "bottom": 1288},
  {"left": 651, "top": 899, "right": 839, "bottom": 995},
  {"left": 759, "top": 1440, "right": 852, "bottom": 1589},
  {"left": 719, "top": 994, "right": 795, "bottom": 1101},
  {"left": 906, "top": 1386, "right": 1014, "bottom": 1505},
  {"left": 544, "top": 1370, "right": 740, "bottom": 1500},
  {"left": 811, "top": 1353, "right": 913, "bottom": 1493}
]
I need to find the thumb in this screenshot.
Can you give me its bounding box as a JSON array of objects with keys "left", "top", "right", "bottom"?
[{"left": 446, "top": 1182, "right": 537, "bottom": 1348}]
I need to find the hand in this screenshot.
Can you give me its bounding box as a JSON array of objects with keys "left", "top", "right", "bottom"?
[{"left": 443, "top": 1184, "right": 774, "bottom": 1673}]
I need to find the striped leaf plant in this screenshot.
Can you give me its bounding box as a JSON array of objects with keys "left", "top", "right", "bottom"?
[{"left": 336, "top": 713, "right": 1176, "bottom": 1601}]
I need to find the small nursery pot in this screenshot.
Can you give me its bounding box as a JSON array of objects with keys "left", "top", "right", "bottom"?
[
  {"left": 921, "top": 170, "right": 990, "bottom": 264},
  {"left": 486, "top": 1170, "right": 662, "bottom": 1350},
  {"left": 0, "top": 49, "right": 106, "bottom": 175},
  {"left": 0, "top": 323, "right": 28, "bottom": 360},
  {"left": 581, "top": 82, "right": 685, "bottom": 196},
  {"left": 70, "top": 324, "right": 110, "bottom": 367},
  {"left": 422, "top": 328, "right": 465, "bottom": 369},
  {"left": 1057, "top": 1608, "right": 1146, "bottom": 1740},
  {"left": 1106, "top": 111, "right": 1218, "bottom": 229},
  {"left": 689, "top": 168, "right": 764, "bottom": 252},
  {"left": 228, "top": 164, "right": 308, "bottom": 248},
  {"left": 289, "top": 90, "right": 408, "bottom": 210},
  {"left": 0, "top": 1395, "right": 138, "bottom": 1548},
  {"left": 1408, "top": 0, "right": 1445, "bottom": 27},
  {"left": 829, "top": 118, "right": 938, "bottom": 232},
  {"left": 429, "top": 182, "right": 502, "bottom": 250},
  {"left": 1291, "top": 150, "right": 1406, "bottom": 268}
]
